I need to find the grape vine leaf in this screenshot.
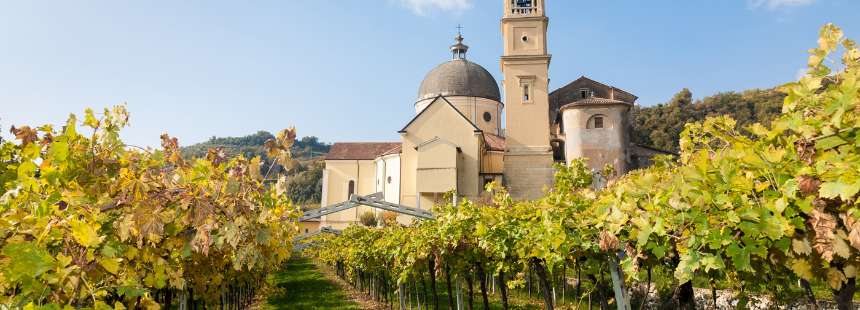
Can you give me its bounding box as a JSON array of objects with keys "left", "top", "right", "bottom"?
[
  {"left": 70, "top": 219, "right": 103, "bottom": 248},
  {"left": 1, "top": 243, "right": 55, "bottom": 281},
  {"left": 819, "top": 181, "right": 860, "bottom": 201},
  {"left": 790, "top": 259, "right": 814, "bottom": 280}
]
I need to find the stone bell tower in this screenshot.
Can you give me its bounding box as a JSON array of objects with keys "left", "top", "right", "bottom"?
[{"left": 501, "top": 0, "right": 554, "bottom": 199}]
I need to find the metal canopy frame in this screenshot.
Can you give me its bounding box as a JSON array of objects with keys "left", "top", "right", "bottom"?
[{"left": 298, "top": 192, "right": 435, "bottom": 222}]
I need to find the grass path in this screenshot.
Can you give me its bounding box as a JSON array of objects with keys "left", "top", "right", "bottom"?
[
  {"left": 262, "top": 257, "right": 547, "bottom": 309},
  {"left": 262, "top": 258, "right": 362, "bottom": 310}
]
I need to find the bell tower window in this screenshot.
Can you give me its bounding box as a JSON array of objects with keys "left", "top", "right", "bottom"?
[
  {"left": 518, "top": 76, "right": 535, "bottom": 104},
  {"left": 511, "top": 0, "right": 538, "bottom": 15},
  {"left": 523, "top": 84, "right": 530, "bottom": 102}
]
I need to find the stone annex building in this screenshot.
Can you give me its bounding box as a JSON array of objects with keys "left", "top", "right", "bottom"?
[{"left": 318, "top": 0, "right": 672, "bottom": 229}]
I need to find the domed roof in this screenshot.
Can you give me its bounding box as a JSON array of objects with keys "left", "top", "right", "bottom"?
[
  {"left": 416, "top": 34, "right": 501, "bottom": 103},
  {"left": 417, "top": 59, "right": 501, "bottom": 102}
]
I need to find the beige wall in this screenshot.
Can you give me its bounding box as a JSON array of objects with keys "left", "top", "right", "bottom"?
[
  {"left": 561, "top": 104, "right": 631, "bottom": 174},
  {"left": 500, "top": 61, "right": 552, "bottom": 151},
  {"left": 374, "top": 154, "right": 401, "bottom": 205},
  {"left": 298, "top": 221, "right": 320, "bottom": 235},
  {"left": 321, "top": 159, "right": 378, "bottom": 230},
  {"left": 416, "top": 96, "right": 503, "bottom": 136},
  {"left": 400, "top": 98, "right": 484, "bottom": 216}
]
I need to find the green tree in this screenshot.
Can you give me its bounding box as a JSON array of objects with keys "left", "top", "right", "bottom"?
[
  {"left": 285, "top": 160, "right": 324, "bottom": 204},
  {"left": 632, "top": 87, "right": 784, "bottom": 152}
]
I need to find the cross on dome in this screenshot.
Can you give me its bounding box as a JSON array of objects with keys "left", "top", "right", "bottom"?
[{"left": 450, "top": 25, "right": 469, "bottom": 60}]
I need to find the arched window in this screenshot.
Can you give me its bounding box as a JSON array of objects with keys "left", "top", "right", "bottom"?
[
  {"left": 587, "top": 114, "right": 607, "bottom": 129},
  {"left": 347, "top": 180, "right": 355, "bottom": 197}
]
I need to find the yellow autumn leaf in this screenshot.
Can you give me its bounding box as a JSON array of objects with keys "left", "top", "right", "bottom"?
[
  {"left": 828, "top": 268, "right": 848, "bottom": 290},
  {"left": 835, "top": 231, "right": 852, "bottom": 259},
  {"left": 56, "top": 253, "right": 72, "bottom": 268},
  {"left": 98, "top": 257, "right": 121, "bottom": 274},
  {"left": 792, "top": 238, "right": 812, "bottom": 255},
  {"left": 94, "top": 301, "right": 112, "bottom": 310},
  {"left": 790, "top": 259, "right": 814, "bottom": 280},
  {"left": 69, "top": 219, "right": 102, "bottom": 248},
  {"left": 844, "top": 265, "right": 858, "bottom": 278}
]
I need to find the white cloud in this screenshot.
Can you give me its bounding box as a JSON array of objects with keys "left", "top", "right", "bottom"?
[
  {"left": 747, "top": 0, "right": 816, "bottom": 10},
  {"left": 392, "top": 0, "right": 473, "bottom": 15}
]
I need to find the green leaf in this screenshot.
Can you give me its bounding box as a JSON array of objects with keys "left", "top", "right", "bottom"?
[
  {"left": 48, "top": 140, "right": 69, "bottom": 162},
  {"left": 1, "top": 243, "right": 55, "bottom": 281},
  {"left": 819, "top": 181, "right": 860, "bottom": 201},
  {"left": 727, "top": 243, "right": 752, "bottom": 272},
  {"left": 674, "top": 253, "right": 700, "bottom": 283},
  {"left": 817, "top": 135, "right": 848, "bottom": 150},
  {"left": 700, "top": 255, "right": 725, "bottom": 273},
  {"left": 83, "top": 108, "right": 99, "bottom": 128},
  {"left": 17, "top": 161, "right": 37, "bottom": 179},
  {"left": 98, "top": 257, "right": 121, "bottom": 275},
  {"left": 782, "top": 179, "right": 799, "bottom": 198}
]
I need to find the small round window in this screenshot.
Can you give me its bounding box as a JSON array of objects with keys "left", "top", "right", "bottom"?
[
  {"left": 483, "top": 112, "right": 492, "bottom": 122},
  {"left": 521, "top": 35, "right": 529, "bottom": 42}
]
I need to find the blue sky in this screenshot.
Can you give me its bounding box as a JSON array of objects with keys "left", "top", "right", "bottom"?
[{"left": 1, "top": 0, "right": 858, "bottom": 147}]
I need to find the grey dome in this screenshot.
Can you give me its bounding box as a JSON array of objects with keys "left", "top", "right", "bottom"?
[{"left": 417, "top": 59, "right": 501, "bottom": 102}]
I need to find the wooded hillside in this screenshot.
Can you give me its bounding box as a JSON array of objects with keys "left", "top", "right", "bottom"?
[
  {"left": 631, "top": 87, "right": 785, "bottom": 152},
  {"left": 181, "top": 131, "right": 329, "bottom": 205}
]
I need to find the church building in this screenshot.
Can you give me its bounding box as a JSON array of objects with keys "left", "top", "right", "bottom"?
[{"left": 319, "top": 0, "right": 671, "bottom": 229}]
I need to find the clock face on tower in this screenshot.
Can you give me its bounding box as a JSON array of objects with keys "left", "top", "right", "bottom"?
[{"left": 515, "top": 0, "right": 533, "bottom": 8}]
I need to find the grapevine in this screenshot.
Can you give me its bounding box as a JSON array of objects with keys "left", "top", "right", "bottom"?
[{"left": 0, "top": 106, "right": 300, "bottom": 309}]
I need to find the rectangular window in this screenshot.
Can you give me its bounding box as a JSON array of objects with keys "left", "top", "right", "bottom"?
[
  {"left": 594, "top": 116, "right": 604, "bottom": 129},
  {"left": 579, "top": 88, "right": 591, "bottom": 99},
  {"left": 523, "top": 84, "right": 530, "bottom": 102},
  {"left": 518, "top": 76, "right": 535, "bottom": 103},
  {"left": 516, "top": 0, "right": 533, "bottom": 8}
]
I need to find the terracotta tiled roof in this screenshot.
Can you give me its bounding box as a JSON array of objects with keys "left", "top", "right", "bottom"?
[
  {"left": 325, "top": 142, "right": 402, "bottom": 160},
  {"left": 483, "top": 133, "right": 506, "bottom": 152}
]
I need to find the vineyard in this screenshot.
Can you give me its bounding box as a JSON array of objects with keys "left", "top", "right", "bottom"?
[
  {"left": 1, "top": 24, "right": 859, "bottom": 310},
  {"left": 0, "top": 107, "right": 301, "bottom": 309},
  {"left": 301, "top": 24, "right": 860, "bottom": 310}
]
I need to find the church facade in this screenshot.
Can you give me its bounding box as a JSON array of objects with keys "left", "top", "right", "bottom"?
[{"left": 319, "top": 0, "right": 671, "bottom": 229}]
